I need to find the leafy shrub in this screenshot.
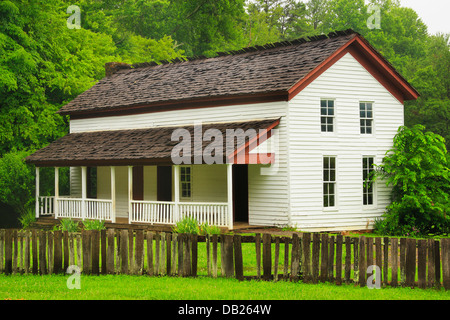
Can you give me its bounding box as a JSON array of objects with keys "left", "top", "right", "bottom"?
[
  {"left": 173, "top": 217, "right": 223, "bottom": 235},
  {"left": 82, "top": 219, "right": 106, "bottom": 231},
  {"left": 374, "top": 125, "right": 450, "bottom": 236},
  {"left": 0, "top": 151, "right": 34, "bottom": 216},
  {"left": 172, "top": 217, "right": 200, "bottom": 234},
  {"left": 55, "top": 218, "right": 80, "bottom": 232},
  {"left": 19, "top": 209, "right": 36, "bottom": 229},
  {"left": 199, "top": 222, "right": 221, "bottom": 235}
]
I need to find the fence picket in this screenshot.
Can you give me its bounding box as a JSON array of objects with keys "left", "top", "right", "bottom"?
[
  {"left": 146, "top": 231, "right": 154, "bottom": 276},
  {"left": 312, "top": 233, "right": 320, "bottom": 284},
  {"left": 53, "top": 230, "right": 62, "bottom": 274},
  {"left": 0, "top": 230, "right": 4, "bottom": 274},
  {"left": 320, "top": 233, "right": 328, "bottom": 282},
  {"left": 263, "top": 233, "right": 272, "bottom": 281},
  {"left": 344, "top": 236, "right": 351, "bottom": 284},
  {"left": 4, "top": 229, "right": 12, "bottom": 275},
  {"left": 273, "top": 237, "right": 280, "bottom": 282},
  {"left": 391, "top": 238, "right": 398, "bottom": 287},
  {"left": 405, "top": 238, "right": 416, "bottom": 288},
  {"left": 283, "top": 237, "right": 289, "bottom": 280},
  {"left": 39, "top": 230, "right": 47, "bottom": 274},
  {"left": 107, "top": 229, "right": 115, "bottom": 274},
  {"left": 32, "top": 230, "right": 38, "bottom": 274},
  {"left": 234, "top": 234, "right": 244, "bottom": 281},
  {"left": 442, "top": 238, "right": 450, "bottom": 291},
  {"left": 335, "top": 235, "right": 343, "bottom": 285},
  {"left": 417, "top": 239, "right": 427, "bottom": 289},
  {"left": 302, "top": 233, "right": 311, "bottom": 283},
  {"left": 358, "top": 236, "right": 366, "bottom": 287},
  {"left": 291, "top": 233, "right": 300, "bottom": 281}
]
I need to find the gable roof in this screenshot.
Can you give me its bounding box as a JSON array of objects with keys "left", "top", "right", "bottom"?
[
  {"left": 25, "top": 118, "right": 280, "bottom": 167},
  {"left": 58, "top": 30, "right": 419, "bottom": 118}
]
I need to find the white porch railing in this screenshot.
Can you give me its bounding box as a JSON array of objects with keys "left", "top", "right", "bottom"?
[
  {"left": 130, "top": 201, "right": 175, "bottom": 224},
  {"left": 57, "top": 198, "right": 83, "bottom": 219},
  {"left": 39, "top": 196, "right": 113, "bottom": 222},
  {"left": 40, "top": 197, "right": 230, "bottom": 227},
  {"left": 39, "top": 196, "right": 54, "bottom": 216},
  {"left": 178, "top": 202, "right": 229, "bottom": 227},
  {"left": 85, "top": 199, "right": 113, "bottom": 221},
  {"left": 130, "top": 200, "right": 230, "bottom": 227}
]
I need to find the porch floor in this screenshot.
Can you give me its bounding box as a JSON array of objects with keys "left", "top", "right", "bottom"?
[{"left": 32, "top": 216, "right": 263, "bottom": 232}]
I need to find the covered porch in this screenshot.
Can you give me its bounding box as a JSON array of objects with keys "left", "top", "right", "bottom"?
[
  {"left": 27, "top": 119, "right": 279, "bottom": 230},
  {"left": 35, "top": 164, "right": 235, "bottom": 228}
]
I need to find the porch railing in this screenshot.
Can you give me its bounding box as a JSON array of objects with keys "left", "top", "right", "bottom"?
[
  {"left": 39, "top": 196, "right": 54, "bottom": 216},
  {"left": 130, "top": 201, "right": 175, "bottom": 225},
  {"left": 130, "top": 200, "right": 230, "bottom": 227},
  {"left": 40, "top": 197, "right": 230, "bottom": 227},
  {"left": 178, "top": 202, "right": 229, "bottom": 227},
  {"left": 39, "top": 196, "right": 114, "bottom": 222}
]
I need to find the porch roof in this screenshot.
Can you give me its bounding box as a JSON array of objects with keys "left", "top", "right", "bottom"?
[{"left": 25, "top": 118, "right": 280, "bottom": 167}]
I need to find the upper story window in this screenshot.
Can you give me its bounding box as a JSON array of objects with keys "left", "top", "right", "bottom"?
[
  {"left": 180, "top": 166, "right": 192, "bottom": 198},
  {"left": 323, "top": 156, "right": 336, "bottom": 208},
  {"left": 321, "top": 99, "right": 335, "bottom": 133},
  {"left": 360, "top": 102, "right": 373, "bottom": 134}
]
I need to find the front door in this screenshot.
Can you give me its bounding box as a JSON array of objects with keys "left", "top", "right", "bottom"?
[
  {"left": 132, "top": 166, "right": 144, "bottom": 201},
  {"left": 232, "top": 165, "right": 249, "bottom": 223},
  {"left": 157, "top": 166, "right": 172, "bottom": 201}
]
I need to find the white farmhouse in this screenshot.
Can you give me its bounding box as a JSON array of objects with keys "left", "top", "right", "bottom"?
[{"left": 26, "top": 30, "right": 419, "bottom": 231}]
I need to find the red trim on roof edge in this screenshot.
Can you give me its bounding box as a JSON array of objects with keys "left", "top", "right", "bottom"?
[
  {"left": 227, "top": 118, "right": 280, "bottom": 165},
  {"left": 287, "top": 34, "right": 419, "bottom": 104}
]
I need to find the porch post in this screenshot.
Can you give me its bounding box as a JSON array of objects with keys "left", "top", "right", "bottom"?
[
  {"left": 227, "top": 163, "right": 233, "bottom": 230},
  {"left": 81, "top": 166, "right": 87, "bottom": 220},
  {"left": 35, "top": 167, "right": 40, "bottom": 218},
  {"left": 110, "top": 166, "right": 116, "bottom": 223},
  {"left": 128, "top": 166, "right": 133, "bottom": 223},
  {"left": 54, "top": 167, "right": 59, "bottom": 219},
  {"left": 174, "top": 165, "right": 180, "bottom": 223}
]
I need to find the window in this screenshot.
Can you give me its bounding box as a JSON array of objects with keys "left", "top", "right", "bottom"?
[
  {"left": 321, "top": 100, "right": 334, "bottom": 132},
  {"left": 362, "top": 157, "right": 375, "bottom": 205},
  {"left": 180, "top": 166, "right": 192, "bottom": 198},
  {"left": 323, "top": 156, "right": 336, "bottom": 207},
  {"left": 360, "top": 102, "right": 373, "bottom": 134}
]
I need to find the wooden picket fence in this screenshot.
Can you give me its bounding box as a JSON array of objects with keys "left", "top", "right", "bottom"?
[{"left": 0, "top": 229, "right": 449, "bottom": 290}]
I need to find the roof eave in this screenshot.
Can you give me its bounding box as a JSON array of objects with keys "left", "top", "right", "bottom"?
[
  {"left": 58, "top": 91, "right": 289, "bottom": 119},
  {"left": 287, "top": 34, "right": 420, "bottom": 104}
]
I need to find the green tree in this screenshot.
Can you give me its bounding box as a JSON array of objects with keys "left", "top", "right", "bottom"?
[{"left": 375, "top": 125, "right": 450, "bottom": 236}]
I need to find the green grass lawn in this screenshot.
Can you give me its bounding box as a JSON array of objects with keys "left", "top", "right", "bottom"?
[{"left": 1, "top": 274, "right": 449, "bottom": 300}]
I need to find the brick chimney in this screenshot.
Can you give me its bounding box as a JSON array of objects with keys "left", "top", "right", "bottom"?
[{"left": 105, "top": 62, "right": 132, "bottom": 77}]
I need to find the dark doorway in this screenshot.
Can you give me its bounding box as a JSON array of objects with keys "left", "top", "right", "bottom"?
[
  {"left": 133, "top": 166, "right": 144, "bottom": 201},
  {"left": 232, "top": 165, "right": 248, "bottom": 223},
  {"left": 157, "top": 166, "right": 172, "bottom": 201}
]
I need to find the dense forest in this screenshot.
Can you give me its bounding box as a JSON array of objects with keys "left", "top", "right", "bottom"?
[{"left": 0, "top": 0, "right": 448, "bottom": 221}]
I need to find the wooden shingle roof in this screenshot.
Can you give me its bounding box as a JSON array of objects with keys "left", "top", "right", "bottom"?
[
  {"left": 25, "top": 119, "right": 280, "bottom": 166},
  {"left": 58, "top": 30, "right": 359, "bottom": 117}
]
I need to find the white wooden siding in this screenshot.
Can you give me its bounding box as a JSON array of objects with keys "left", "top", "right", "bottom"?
[
  {"left": 73, "top": 101, "right": 289, "bottom": 227},
  {"left": 287, "top": 52, "right": 403, "bottom": 231}
]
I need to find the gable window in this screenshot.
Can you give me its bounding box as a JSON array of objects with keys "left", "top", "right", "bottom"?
[
  {"left": 323, "top": 156, "right": 336, "bottom": 207},
  {"left": 362, "top": 157, "right": 375, "bottom": 205},
  {"left": 180, "top": 166, "right": 192, "bottom": 198},
  {"left": 321, "top": 100, "right": 334, "bottom": 132},
  {"left": 360, "top": 102, "right": 373, "bottom": 134}
]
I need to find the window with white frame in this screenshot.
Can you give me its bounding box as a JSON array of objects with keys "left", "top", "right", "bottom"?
[
  {"left": 323, "top": 156, "right": 336, "bottom": 207},
  {"left": 321, "top": 99, "right": 335, "bottom": 132},
  {"left": 360, "top": 102, "right": 373, "bottom": 134},
  {"left": 180, "top": 166, "right": 192, "bottom": 198},
  {"left": 362, "top": 157, "right": 375, "bottom": 205}
]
